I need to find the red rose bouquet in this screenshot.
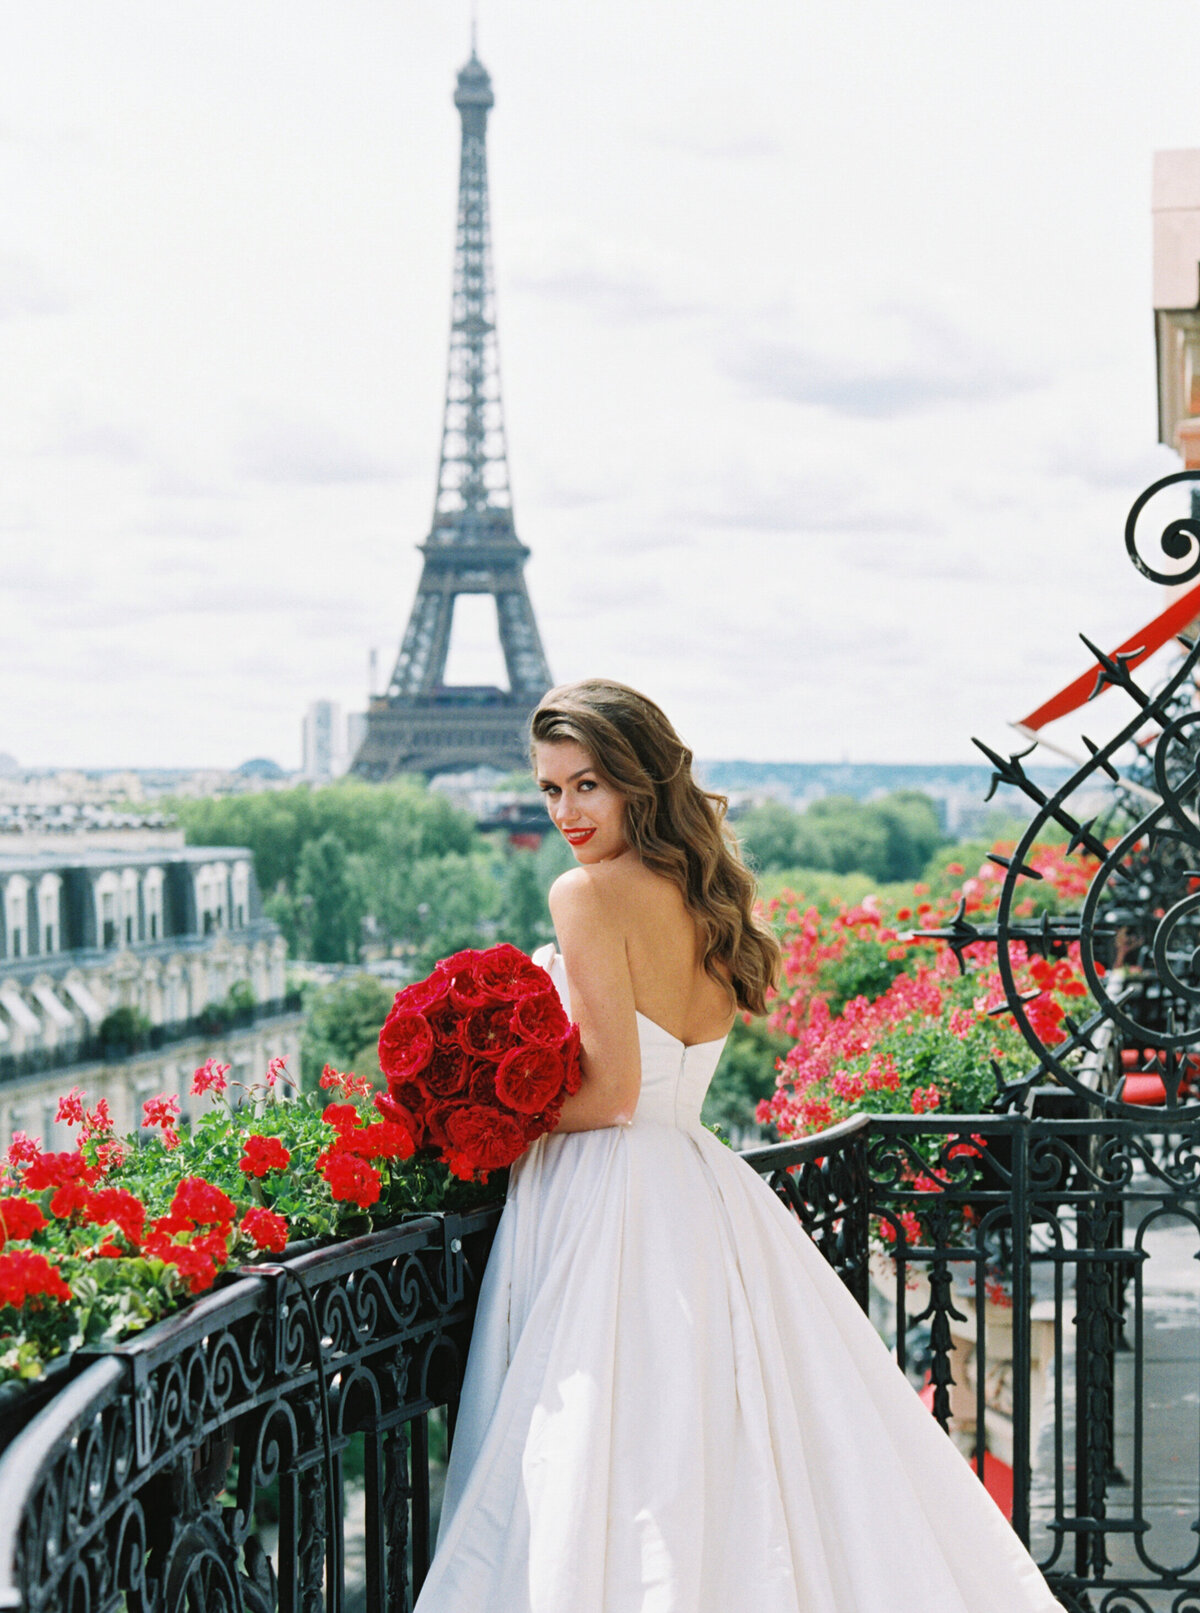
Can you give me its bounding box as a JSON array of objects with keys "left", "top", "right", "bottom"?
[{"left": 374, "top": 943, "right": 582, "bottom": 1179}]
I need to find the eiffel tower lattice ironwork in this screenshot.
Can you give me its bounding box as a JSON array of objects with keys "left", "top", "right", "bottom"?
[{"left": 353, "top": 48, "right": 551, "bottom": 780}]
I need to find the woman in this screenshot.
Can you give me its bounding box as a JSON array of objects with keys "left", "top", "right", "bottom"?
[{"left": 414, "top": 679, "right": 1058, "bottom": 1613}]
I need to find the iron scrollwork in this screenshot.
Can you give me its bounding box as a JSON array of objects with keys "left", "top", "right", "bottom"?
[{"left": 0, "top": 1207, "right": 500, "bottom": 1613}]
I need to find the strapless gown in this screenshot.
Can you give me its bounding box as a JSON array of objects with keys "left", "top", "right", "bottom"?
[{"left": 413, "top": 951, "right": 1058, "bottom": 1613}]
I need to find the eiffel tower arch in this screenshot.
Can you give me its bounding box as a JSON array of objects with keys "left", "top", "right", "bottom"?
[{"left": 352, "top": 49, "right": 551, "bottom": 781}]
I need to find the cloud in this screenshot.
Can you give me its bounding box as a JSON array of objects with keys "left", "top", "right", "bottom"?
[
  {"left": 233, "top": 415, "right": 405, "bottom": 485},
  {"left": 650, "top": 129, "right": 783, "bottom": 162},
  {"left": 721, "top": 303, "right": 1046, "bottom": 419},
  {"left": 0, "top": 254, "right": 66, "bottom": 320},
  {"left": 510, "top": 264, "right": 702, "bottom": 324}
]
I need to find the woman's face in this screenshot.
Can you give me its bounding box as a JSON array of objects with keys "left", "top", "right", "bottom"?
[{"left": 534, "top": 739, "right": 628, "bottom": 864}]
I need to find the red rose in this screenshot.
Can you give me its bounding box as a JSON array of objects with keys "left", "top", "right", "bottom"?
[
  {"left": 378, "top": 1010, "right": 435, "bottom": 1083},
  {"left": 468, "top": 1060, "right": 500, "bottom": 1103},
  {"left": 374, "top": 1091, "right": 423, "bottom": 1145},
  {"left": 521, "top": 1097, "right": 564, "bottom": 1141},
  {"left": 494, "top": 1044, "right": 567, "bottom": 1114},
  {"left": 444, "top": 954, "right": 496, "bottom": 1011},
  {"left": 444, "top": 1105, "right": 527, "bottom": 1172},
  {"left": 511, "top": 989, "right": 569, "bottom": 1048},
  {"left": 473, "top": 943, "right": 548, "bottom": 1001},
  {"left": 456, "top": 1003, "right": 517, "bottom": 1061},
  {"left": 391, "top": 972, "right": 451, "bottom": 1015},
  {"left": 423, "top": 1101, "right": 461, "bottom": 1151},
  {"left": 421, "top": 1043, "right": 472, "bottom": 1098},
  {"left": 388, "top": 1080, "right": 427, "bottom": 1114},
  {"left": 424, "top": 998, "right": 460, "bottom": 1044}
]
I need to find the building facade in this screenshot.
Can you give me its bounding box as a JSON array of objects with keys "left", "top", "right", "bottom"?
[
  {"left": 0, "top": 845, "right": 303, "bottom": 1151},
  {"left": 302, "top": 700, "right": 347, "bottom": 783},
  {"left": 1154, "top": 148, "right": 1200, "bottom": 467}
]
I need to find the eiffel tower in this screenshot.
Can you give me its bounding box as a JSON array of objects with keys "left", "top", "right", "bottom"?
[{"left": 352, "top": 47, "right": 551, "bottom": 780}]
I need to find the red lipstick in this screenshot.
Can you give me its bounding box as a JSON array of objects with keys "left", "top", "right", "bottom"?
[{"left": 563, "top": 827, "right": 596, "bottom": 846}]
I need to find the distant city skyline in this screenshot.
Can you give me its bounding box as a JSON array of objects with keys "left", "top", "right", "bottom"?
[{"left": 2, "top": 5, "right": 1199, "bottom": 770}]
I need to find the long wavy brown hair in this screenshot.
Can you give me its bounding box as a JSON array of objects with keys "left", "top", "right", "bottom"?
[{"left": 530, "top": 679, "right": 781, "bottom": 1015}]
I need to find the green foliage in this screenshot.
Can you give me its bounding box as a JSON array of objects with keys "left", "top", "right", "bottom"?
[
  {"left": 172, "top": 779, "right": 475, "bottom": 895},
  {"left": 224, "top": 980, "right": 256, "bottom": 1014},
  {"left": 737, "top": 791, "right": 946, "bottom": 883},
  {"left": 301, "top": 974, "right": 395, "bottom": 1091},
  {"left": 817, "top": 931, "right": 914, "bottom": 1019},
  {"left": 296, "top": 832, "right": 360, "bottom": 963},
  {"left": 98, "top": 1007, "right": 152, "bottom": 1052}
]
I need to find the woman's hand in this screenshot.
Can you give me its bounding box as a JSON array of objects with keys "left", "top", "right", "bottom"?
[{"left": 547, "top": 867, "right": 642, "bottom": 1132}]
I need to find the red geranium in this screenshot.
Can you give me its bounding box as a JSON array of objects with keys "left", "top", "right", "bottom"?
[
  {"left": 320, "top": 1152, "right": 382, "bottom": 1209},
  {"left": 0, "top": 1196, "right": 47, "bottom": 1245},
  {"left": 241, "top": 1207, "right": 289, "bottom": 1252},
  {"left": 239, "top": 1136, "right": 292, "bottom": 1177},
  {"left": 171, "top": 1177, "right": 236, "bottom": 1230},
  {"left": 84, "top": 1187, "right": 146, "bottom": 1246},
  {"left": 21, "top": 1150, "right": 101, "bottom": 1192},
  {"left": 0, "top": 1250, "right": 71, "bottom": 1309}
]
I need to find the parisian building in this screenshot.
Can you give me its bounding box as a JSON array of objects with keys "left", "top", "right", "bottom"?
[{"left": 0, "top": 845, "right": 303, "bottom": 1151}]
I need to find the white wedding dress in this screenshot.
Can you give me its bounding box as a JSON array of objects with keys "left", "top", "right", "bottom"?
[{"left": 413, "top": 950, "right": 1059, "bottom": 1613}]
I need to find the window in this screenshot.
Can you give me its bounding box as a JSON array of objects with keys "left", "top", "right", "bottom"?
[
  {"left": 196, "top": 865, "right": 227, "bottom": 936},
  {"left": 144, "top": 869, "right": 164, "bottom": 944},
  {"left": 232, "top": 862, "right": 251, "bottom": 930},
  {"left": 121, "top": 870, "right": 139, "bottom": 946},
  {"left": 101, "top": 891, "right": 117, "bottom": 949},
  {"left": 37, "top": 876, "right": 60, "bottom": 955},
  {"left": 4, "top": 878, "right": 28, "bottom": 960}
]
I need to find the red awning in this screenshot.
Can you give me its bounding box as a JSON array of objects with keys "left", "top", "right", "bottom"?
[{"left": 1017, "top": 579, "right": 1200, "bottom": 731}]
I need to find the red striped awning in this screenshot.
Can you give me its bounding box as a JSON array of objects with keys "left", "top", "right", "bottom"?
[{"left": 1017, "top": 579, "right": 1200, "bottom": 731}]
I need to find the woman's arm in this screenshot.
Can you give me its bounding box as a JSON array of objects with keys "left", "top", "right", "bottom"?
[{"left": 548, "top": 868, "right": 642, "bottom": 1133}]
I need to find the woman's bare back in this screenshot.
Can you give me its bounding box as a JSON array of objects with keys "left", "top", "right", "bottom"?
[{"left": 592, "top": 855, "right": 735, "bottom": 1048}]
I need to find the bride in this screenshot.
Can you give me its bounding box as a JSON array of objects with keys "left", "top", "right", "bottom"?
[{"left": 413, "top": 678, "right": 1059, "bottom": 1613}]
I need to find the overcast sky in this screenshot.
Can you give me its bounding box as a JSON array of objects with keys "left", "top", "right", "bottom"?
[{"left": 3, "top": 1, "right": 1200, "bottom": 771}]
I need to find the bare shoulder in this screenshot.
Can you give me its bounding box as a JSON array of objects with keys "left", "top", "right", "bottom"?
[
  {"left": 548, "top": 858, "right": 638, "bottom": 926},
  {"left": 549, "top": 863, "right": 616, "bottom": 917}
]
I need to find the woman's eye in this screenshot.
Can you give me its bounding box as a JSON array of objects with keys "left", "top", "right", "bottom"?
[{"left": 578, "top": 780, "right": 595, "bottom": 792}]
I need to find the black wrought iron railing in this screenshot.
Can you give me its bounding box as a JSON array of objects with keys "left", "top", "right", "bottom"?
[
  {"left": 0, "top": 1206, "right": 500, "bottom": 1613},
  {"left": 744, "top": 1106, "right": 1200, "bottom": 1613},
  {"left": 0, "top": 993, "right": 305, "bottom": 1087}
]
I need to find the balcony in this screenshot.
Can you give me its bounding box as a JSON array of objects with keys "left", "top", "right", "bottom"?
[{"left": 0, "top": 993, "right": 304, "bottom": 1087}]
